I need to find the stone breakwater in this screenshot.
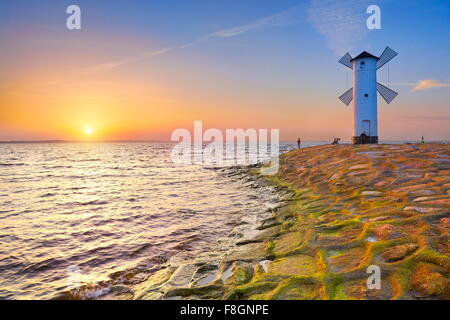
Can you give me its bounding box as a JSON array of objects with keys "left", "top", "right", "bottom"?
[{"left": 132, "top": 143, "right": 449, "bottom": 300}]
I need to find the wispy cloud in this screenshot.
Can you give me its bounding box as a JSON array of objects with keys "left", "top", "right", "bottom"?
[
  {"left": 79, "top": 6, "right": 304, "bottom": 74},
  {"left": 392, "top": 79, "right": 450, "bottom": 91},
  {"left": 77, "top": 47, "right": 172, "bottom": 74},
  {"left": 307, "top": 0, "right": 378, "bottom": 55},
  {"left": 412, "top": 79, "right": 450, "bottom": 91},
  {"left": 210, "top": 6, "right": 303, "bottom": 38}
]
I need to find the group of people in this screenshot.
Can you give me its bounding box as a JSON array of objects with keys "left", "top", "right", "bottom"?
[
  {"left": 296, "top": 137, "right": 341, "bottom": 149},
  {"left": 332, "top": 137, "right": 341, "bottom": 145},
  {"left": 295, "top": 135, "right": 426, "bottom": 148}
]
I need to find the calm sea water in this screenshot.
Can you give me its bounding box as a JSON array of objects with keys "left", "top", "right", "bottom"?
[{"left": 0, "top": 142, "right": 312, "bottom": 299}]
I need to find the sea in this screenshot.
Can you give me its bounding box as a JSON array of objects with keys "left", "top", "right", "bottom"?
[{"left": 0, "top": 141, "right": 310, "bottom": 299}]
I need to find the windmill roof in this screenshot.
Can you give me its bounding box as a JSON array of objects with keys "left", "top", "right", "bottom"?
[{"left": 350, "top": 51, "right": 380, "bottom": 61}]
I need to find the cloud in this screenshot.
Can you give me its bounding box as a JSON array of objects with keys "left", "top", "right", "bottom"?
[
  {"left": 77, "top": 47, "right": 172, "bottom": 74},
  {"left": 412, "top": 79, "right": 450, "bottom": 91},
  {"left": 307, "top": 0, "right": 378, "bottom": 56},
  {"left": 392, "top": 79, "right": 450, "bottom": 91},
  {"left": 210, "top": 6, "right": 303, "bottom": 38},
  {"left": 79, "top": 6, "right": 304, "bottom": 74}
]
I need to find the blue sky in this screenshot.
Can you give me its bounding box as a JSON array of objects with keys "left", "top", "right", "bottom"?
[{"left": 0, "top": 0, "right": 449, "bottom": 141}]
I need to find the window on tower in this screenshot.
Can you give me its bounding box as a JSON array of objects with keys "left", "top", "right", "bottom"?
[{"left": 364, "top": 93, "right": 369, "bottom": 97}]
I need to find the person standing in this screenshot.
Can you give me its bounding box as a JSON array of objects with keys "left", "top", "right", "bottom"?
[{"left": 297, "top": 138, "right": 301, "bottom": 149}]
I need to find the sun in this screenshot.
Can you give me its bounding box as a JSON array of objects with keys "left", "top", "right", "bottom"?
[{"left": 84, "top": 127, "right": 93, "bottom": 135}]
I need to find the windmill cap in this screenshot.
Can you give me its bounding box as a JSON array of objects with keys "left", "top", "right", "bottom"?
[{"left": 350, "top": 51, "right": 380, "bottom": 62}]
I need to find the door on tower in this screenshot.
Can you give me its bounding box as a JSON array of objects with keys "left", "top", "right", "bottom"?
[{"left": 362, "top": 120, "right": 371, "bottom": 137}]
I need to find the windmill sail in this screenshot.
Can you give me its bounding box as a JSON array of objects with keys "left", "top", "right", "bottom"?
[
  {"left": 339, "top": 52, "right": 353, "bottom": 69},
  {"left": 377, "top": 82, "right": 398, "bottom": 104},
  {"left": 338, "top": 87, "right": 353, "bottom": 105},
  {"left": 377, "top": 47, "right": 398, "bottom": 69}
]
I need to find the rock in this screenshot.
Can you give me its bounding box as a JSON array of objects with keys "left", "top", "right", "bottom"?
[
  {"left": 256, "top": 218, "right": 282, "bottom": 230},
  {"left": 394, "top": 184, "right": 430, "bottom": 193},
  {"left": 413, "top": 196, "right": 437, "bottom": 202},
  {"left": 191, "top": 264, "right": 219, "bottom": 287},
  {"left": 329, "top": 173, "right": 340, "bottom": 181},
  {"left": 224, "top": 261, "right": 254, "bottom": 286},
  {"left": 140, "top": 291, "right": 164, "bottom": 300},
  {"left": 238, "top": 225, "right": 281, "bottom": 245},
  {"left": 224, "top": 242, "right": 266, "bottom": 262},
  {"left": 368, "top": 216, "right": 391, "bottom": 222},
  {"left": 381, "top": 244, "right": 418, "bottom": 262},
  {"left": 349, "top": 164, "right": 370, "bottom": 170},
  {"left": 166, "top": 264, "right": 198, "bottom": 287},
  {"left": 371, "top": 224, "right": 395, "bottom": 240},
  {"left": 410, "top": 189, "right": 436, "bottom": 196},
  {"left": 410, "top": 265, "right": 448, "bottom": 297},
  {"left": 259, "top": 260, "right": 271, "bottom": 272},
  {"left": 403, "top": 207, "right": 442, "bottom": 214},
  {"left": 423, "top": 199, "right": 450, "bottom": 206},
  {"left": 343, "top": 278, "right": 393, "bottom": 300},
  {"left": 133, "top": 268, "right": 174, "bottom": 299},
  {"left": 110, "top": 285, "right": 131, "bottom": 294},
  {"left": 270, "top": 278, "right": 320, "bottom": 300},
  {"left": 327, "top": 247, "right": 367, "bottom": 272},
  {"left": 267, "top": 255, "right": 317, "bottom": 276},
  {"left": 272, "top": 232, "right": 303, "bottom": 257},
  {"left": 361, "top": 190, "right": 384, "bottom": 197},
  {"left": 374, "top": 180, "right": 390, "bottom": 187}
]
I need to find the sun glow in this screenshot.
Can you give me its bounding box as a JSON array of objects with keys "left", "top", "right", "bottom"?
[{"left": 84, "top": 127, "right": 93, "bottom": 135}]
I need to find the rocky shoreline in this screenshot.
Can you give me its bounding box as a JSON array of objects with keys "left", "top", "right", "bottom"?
[{"left": 114, "top": 143, "right": 449, "bottom": 300}]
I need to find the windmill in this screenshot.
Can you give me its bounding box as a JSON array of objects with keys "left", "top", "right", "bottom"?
[{"left": 338, "top": 47, "right": 398, "bottom": 144}]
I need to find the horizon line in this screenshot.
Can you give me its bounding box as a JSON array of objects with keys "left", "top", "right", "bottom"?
[{"left": 0, "top": 139, "right": 448, "bottom": 144}]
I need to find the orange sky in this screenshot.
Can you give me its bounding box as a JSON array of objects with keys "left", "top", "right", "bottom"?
[{"left": 1, "top": 2, "right": 449, "bottom": 142}]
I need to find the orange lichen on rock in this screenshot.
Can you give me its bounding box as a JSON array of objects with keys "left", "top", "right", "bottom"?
[{"left": 410, "top": 264, "right": 448, "bottom": 298}]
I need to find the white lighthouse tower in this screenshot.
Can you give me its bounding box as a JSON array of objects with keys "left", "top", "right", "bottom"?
[{"left": 338, "top": 47, "right": 399, "bottom": 144}]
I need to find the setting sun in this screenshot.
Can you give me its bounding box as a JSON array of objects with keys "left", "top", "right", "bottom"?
[{"left": 84, "top": 127, "right": 93, "bottom": 135}]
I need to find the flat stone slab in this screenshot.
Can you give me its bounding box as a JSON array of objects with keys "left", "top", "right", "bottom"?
[
  {"left": 267, "top": 255, "right": 317, "bottom": 276},
  {"left": 361, "top": 190, "right": 384, "bottom": 197},
  {"left": 166, "top": 264, "right": 198, "bottom": 287},
  {"left": 404, "top": 206, "right": 442, "bottom": 214},
  {"left": 413, "top": 196, "right": 437, "bottom": 202},
  {"left": 223, "top": 242, "right": 266, "bottom": 262},
  {"left": 381, "top": 244, "right": 418, "bottom": 262},
  {"left": 348, "top": 164, "right": 370, "bottom": 170}
]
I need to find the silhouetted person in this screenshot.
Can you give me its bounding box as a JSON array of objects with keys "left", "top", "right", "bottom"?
[
  {"left": 421, "top": 136, "right": 425, "bottom": 144},
  {"left": 360, "top": 132, "right": 368, "bottom": 144},
  {"left": 297, "top": 138, "right": 301, "bottom": 149}
]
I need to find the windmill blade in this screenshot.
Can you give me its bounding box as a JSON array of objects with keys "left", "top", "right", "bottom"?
[
  {"left": 377, "top": 82, "right": 398, "bottom": 104},
  {"left": 377, "top": 47, "right": 398, "bottom": 69},
  {"left": 338, "top": 52, "right": 353, "bottom": 69},
  {"left": 338, "top": 87, "right": 353, "bottom": 105}
]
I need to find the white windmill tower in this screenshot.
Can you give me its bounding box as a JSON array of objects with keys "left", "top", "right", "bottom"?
[{"left": 338, "top": 47, "right": 399, "bottom": 144}]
